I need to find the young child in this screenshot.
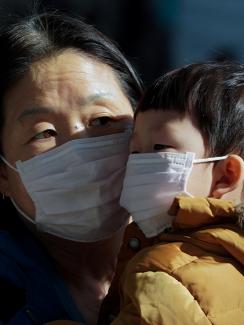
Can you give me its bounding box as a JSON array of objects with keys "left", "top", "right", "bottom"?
[{"left": 114, "top": 62, "right": 244, "bottom": 325}]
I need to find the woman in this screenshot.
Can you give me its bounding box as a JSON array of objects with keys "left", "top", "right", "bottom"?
[{"left": 0, "top": 11, "right": 144, "bottom": 325}]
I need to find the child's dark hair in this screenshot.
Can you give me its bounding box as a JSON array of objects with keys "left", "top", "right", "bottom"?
[{"left": 135, "top": 62, "right": 244, "bottom": 158}]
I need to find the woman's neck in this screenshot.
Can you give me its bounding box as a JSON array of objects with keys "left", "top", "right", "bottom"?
[{"left": 38, "top": 226, "right": 127, "bottom": 325}]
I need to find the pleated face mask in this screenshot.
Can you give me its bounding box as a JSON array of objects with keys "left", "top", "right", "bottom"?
[
  {"left": 1, "top": 131, "right": 131, "bottom": 242},
  {"left": 120, "top": 151, "right": 227, "bottom": 238}
]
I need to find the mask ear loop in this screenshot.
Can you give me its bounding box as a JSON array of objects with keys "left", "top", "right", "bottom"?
[
  {"left": 10, "top": 198, "right": 35, "bottom": 224},
  {"left": 0, "top": 156, "right": 18, "bottom": 200},
  {"left": 0, "top": 155, "right": 18, "bottom": 172},
  {"left": 0, "top": 155, "right": 35, "bottom": 224},
  {"left": 184, "top": 155, "right": 228, "bottom": 197},
  {"left": 0, "top": 156, "right": 34, "bottom": 222},
  {"left": 181, "top": 153, "right": 195, "bottom": 197},
  {"left": 193, "top": 155, "right": 228, "bottom": 164}
]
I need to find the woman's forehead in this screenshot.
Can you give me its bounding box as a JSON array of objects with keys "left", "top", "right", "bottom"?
[
  {"left": 29, "top": 51, "right": 119, "bottom": 90},
  {"left": 3, "top": 51, "right": 132, "bottom": 122}
]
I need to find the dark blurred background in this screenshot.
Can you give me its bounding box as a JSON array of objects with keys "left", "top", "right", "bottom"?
[{"left": 2, "top": 0, "right": 244, "bottom": 86}]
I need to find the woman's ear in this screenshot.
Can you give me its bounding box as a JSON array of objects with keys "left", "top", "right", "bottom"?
[{"left": 211, "top": 155, "right": 244, "bottom": 199}]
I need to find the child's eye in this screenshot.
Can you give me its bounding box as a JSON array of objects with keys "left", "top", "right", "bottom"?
[
  {"left": 33, "top": 129, "right": 57, "bottom": 140},
  {"left": 154, "top": 144, "right": 174, "bottom": 151}
]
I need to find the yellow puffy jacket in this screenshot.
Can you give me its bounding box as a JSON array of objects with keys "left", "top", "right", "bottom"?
[{"left": 111, "top": 197, "right": 244, "bottom": 325}]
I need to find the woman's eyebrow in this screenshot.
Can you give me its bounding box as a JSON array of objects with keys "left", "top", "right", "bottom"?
[
  {"left": 79, "top": 92, "right": 112, "bottom": 105},
  {"left": 17, "top": 93, "right": 113, "bottom": 122},
  {"left": 17, "top": 106, "right": 55, "bottom": 122}
]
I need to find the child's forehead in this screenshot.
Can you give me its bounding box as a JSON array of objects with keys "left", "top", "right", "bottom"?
[
  {"left": 134, "top": 109, "right": 189, "bottom": 128},
  {"left": 133, "top": 109, "right": 206, "bottom": 157}
]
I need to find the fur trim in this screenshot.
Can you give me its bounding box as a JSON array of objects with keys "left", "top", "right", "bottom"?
[{"left": 235, "top": 202, "right": 244, "bottom": 229}]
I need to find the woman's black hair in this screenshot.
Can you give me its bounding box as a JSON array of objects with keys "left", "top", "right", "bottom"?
[
  {"left": 136, "top": 62, "right": 244, "bottom": 158},
  {"left": 0, "top": 10, "right": 143, "bottom": 210},
  {"left": 0, "top": 10, "right": 143, "bottom": 137}
]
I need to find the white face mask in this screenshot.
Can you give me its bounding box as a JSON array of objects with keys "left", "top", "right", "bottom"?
[
  {"left": 1, "top": 132, "right": 131, "bottom": 242},
  {"left": 120, "top": 151, "right": 227, "bottom": 238}
]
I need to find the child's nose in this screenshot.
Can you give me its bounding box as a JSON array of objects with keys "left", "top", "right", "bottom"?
[
  {"left": 130, "top": 142, "right": 140, "bottom": 154},
  {"left": 130, "top": 132, "right": 141, "bottom": 153},
  {"left": 130, "top": 138, "right": 152, "bottom": 153}
]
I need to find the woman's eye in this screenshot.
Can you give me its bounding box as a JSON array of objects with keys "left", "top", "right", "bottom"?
[
  {"left": 33, "top": 129, "right": 57, "bottom": 140},
  {"left": 89, "top": 116, "right": 113, "bottom": 127}
]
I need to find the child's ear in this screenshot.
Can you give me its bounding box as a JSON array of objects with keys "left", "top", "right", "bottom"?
[{"left": 211, "top": 155, "right": 244, "bottom": 199}]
